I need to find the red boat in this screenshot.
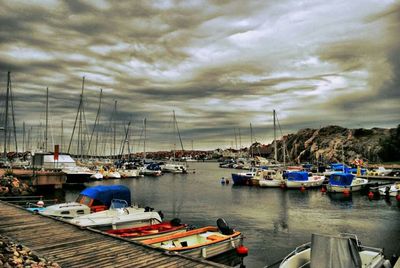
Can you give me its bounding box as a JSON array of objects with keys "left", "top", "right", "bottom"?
[{"left": 106, "top": 219, "right": 187, "bottom": 241}]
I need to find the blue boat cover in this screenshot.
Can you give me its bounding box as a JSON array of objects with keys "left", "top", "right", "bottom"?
[
  {"left": 329, "top": 173, "right": 354, "bottom": 186},
  {"left": 287, "top": 171, "right": 308, "bottom": 181},
  {"left": 80, "top": 185, "right": 131, "bottom": 207},
  {"left": 330, "top": 163, "right": 350, "bottom": 172}
]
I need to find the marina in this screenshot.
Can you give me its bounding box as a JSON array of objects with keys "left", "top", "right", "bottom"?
[{"left": 26, "top": 161, "right": 399, "bottom": 268}]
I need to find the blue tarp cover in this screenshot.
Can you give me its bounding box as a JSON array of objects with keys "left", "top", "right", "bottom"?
[
  {"left": 329, "top": 173, "right": 354, "bottom": 186},
  {"left": 80, "top": 185, "right": 131, "bottom": 207},
  {"left": 287, "top": 171, "right": 309, "bottom": 181}
]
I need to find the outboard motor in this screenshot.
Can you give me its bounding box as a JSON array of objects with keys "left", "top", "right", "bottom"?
[
  {"left": 158, "top": 210, "right": 164, "bottom": 220},
  {"left": 170, "top": 218, "right": 181, "bottom": 226},
  {"left": 217, "top": 218, "right": 234, "bottom": 235}
]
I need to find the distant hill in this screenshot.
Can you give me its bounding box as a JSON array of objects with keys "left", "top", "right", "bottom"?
[{"left": 251, "top": 125, "right": 400, "bottom": 164}]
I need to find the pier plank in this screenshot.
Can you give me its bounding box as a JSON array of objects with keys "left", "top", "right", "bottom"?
[{"left": 0, "top": 201, "right": 225, "bottom": 267}]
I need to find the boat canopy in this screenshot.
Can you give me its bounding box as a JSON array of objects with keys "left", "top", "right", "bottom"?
[
  {"left": 78, "top": 185, "right": 131, "bottom": 207},
  {"left": 310, "top": 233, "right": 361, "bottom": 268},
  {"left": 286, "top": 171, "right": 308, "bottom": 181},
  {"left": 329, "top": 173, "right": 354, "bottom": 186}
]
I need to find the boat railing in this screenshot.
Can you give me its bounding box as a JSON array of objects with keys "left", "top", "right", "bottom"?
[{"left": 278, "top": 242, "right": 311, "bottom": 267}]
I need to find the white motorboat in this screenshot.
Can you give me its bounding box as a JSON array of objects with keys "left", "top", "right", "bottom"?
[
  {"left": 62, "top": 166, "right": 94, "bottom": 183},
  {"left": 162, "top": 163, "right": 188, "bottom": 174},
  {"left": 39, "top": 202, "right": 90, "bottom": 219},
  {"left": 378, "top": 183, "right": 400, "bottom": 197},
  {"left": 69, "top": 200, "right": 163, "bottom": 230},
  {"left": 327, "top": 173, "right": 369, "bottom": 193},
  {"left": 279, "top": 233, "right": 391, "bottom": 268},
  {"left": 258, "top": 169, "right": 285, "bottom": 187},
  {"left": 285, "top": 172, "right": 325, "bottom": 189}
]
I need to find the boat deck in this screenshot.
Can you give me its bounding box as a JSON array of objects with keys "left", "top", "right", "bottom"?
[{"left": 0, "top": 201, "right": 227, "bottom": 267}]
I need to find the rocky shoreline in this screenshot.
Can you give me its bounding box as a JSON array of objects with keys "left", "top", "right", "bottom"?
[
  {"left": 0, "top": 176, "right": 35, "bottom": 196},
  {"left": 0, "top": 235, "right": 59, "bottom": 268}
]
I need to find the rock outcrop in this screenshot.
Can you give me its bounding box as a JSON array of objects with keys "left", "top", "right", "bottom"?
[
  {"left": 0, "top": 176, "right": 35, "bottom": 196},
  {"left": 252, "top": 125, "right": 395, "bottom": 164}
]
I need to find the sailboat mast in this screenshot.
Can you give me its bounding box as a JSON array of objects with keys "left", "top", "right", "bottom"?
[
  {"left": 60, "top": 120, "right": 63, "bottom": 153},
  {"left": 45, "top": 87, "right": 48, "bottom": 152},
  {"left": 10, "top": 75, "right": 18, "bottom": 153},
  {"left": 22, "top": 122, "right": 25, "bottom": 152},
  {"left": 173, "top": 110, "right": 176, "bottom": 161},
  {"left": 67, "top": 76, "right": 85, "bottom": 154},
  {"left": 113, "top": 100, "right": 117, "bottom": 159},
  {"left": 250, "top": 123, "right": 253, "bottom": 158},
  {"left": 3, "top": 72, "right": 10, "bottom": 159},
  {"left": 273, "top": 110, "right": 277, "bottom": 162},
  {"left": 87, "top": 89, "right": 102, "bottom": 156},
  {"left": 143, "top": 118, "right": 146, "bottom": 160}
]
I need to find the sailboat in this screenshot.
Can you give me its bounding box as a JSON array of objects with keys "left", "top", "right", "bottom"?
[
  {"left": 259, "top": 110, "right": 286, "bottom": 187},
  {"left": 161, "top": 111, "right": 188, "bottom": 174}
]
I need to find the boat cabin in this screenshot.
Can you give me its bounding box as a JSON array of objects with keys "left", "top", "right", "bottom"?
[
  {"left": 329, "top": 173, "right": 354, "bottom": 186},
  {"left": 40, "top": 203, "right": 90, "bottom": 219},
  {"left": 286, "top": 171, "right": 309, "bottom": 181},
  {"left": 76, "top": 185, "right": 131, "bottom": 212}
]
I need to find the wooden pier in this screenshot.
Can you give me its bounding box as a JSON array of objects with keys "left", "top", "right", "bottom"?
[{"left": 0, "top": 201, "right": 228, "bottom": 267}]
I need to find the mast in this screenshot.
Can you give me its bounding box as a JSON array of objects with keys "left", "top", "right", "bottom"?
[
  {"left": 143, "top": 118, "right": 146, "bottom": 160},
  {"left": 173, "top": 110, "right": 176, "bottom": 162},
  {"left": 45, "top": 87, "right": 48, "bottom": 152},
  {"left": 273, "top": 110, "right": 277, "bottom": 162},
  {"left": 60, "top": 120, "right": 63, "bottom": 153},
  {"left": 234, "top": 128, "right": 238, "bottom": 150},
  {"left": 113, "top": 100, "right": 117, "bottom": 159},
  {"left": 87, "top": 89, "right": 102, "bottom": 156},
  {"left": 120, "top": 121, "right": 131, "bottom": 158},
  {"left": 250, "top": 123, "right": 253, "bottom": 158},
  {"left": 22, "top": 122, "right": 25, "bottom": 152},
  {"left": 10, "top": 74, "right": 17, "bottom": 153},
  {"left": 3, "top": 72, "right": 10, "bottom": 159},
  {"left": 68, "top": 76, "right": 85, "bottom": 155}
]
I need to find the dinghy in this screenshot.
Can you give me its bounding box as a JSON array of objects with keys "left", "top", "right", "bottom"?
[
  {"left": 106, "top": 218, "right": 187, "bottom": 241},
  {"left": 279, "top": 233, "right": 391, "bottom": 268},
  {"left": 141, "top": 218, "right": 243, "bottom": 259},
  {"left": 378, "top": 183, "right": 400, "bottom": 197}
]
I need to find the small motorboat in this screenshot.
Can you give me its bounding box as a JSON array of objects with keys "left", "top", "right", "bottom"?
[
  {"left": 69, "top": 200, "right": 163, "bottom": 231},
  {"left": 378, "top": 183, "right": 400, "bottom": 197},
  {"left": 279, "top": 233, "right": 391, "bottom": 268},
  {"left": 231, "top": 168, "right": 257, "bottom": 185},
  {"left": 258, "top": 169, "right": 285, "bottom": 187},
  {"left": 106, "top": 218, "right": 187, "bottom": 241},
  {"left": 161, "top": 163, "right": 188, "bottom": 174},
  {"left": 327, "top": 173, "right": 368, "bottom": 193},
  {"left": 29, "top": 185, "right": 132, "bottom": 217},
  {"left": 285, "top": 171, "right": 325, "bottom": 189},
  {"left": 141, "top": 218, "right": 243, "bottom": 259}
]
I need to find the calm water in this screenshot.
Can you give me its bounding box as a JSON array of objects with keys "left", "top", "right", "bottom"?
[{"left": 57, "top": 162, "right": 400, "bottom": 268}]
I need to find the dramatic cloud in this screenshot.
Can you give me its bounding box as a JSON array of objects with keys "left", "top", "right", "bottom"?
[{"left": 0, "top": 0, "right": 399, "bottom": 154}]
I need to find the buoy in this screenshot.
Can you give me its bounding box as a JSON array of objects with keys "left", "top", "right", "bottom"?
[
  {"left": 236, "top": 245, "right": 249, "bottom": 257},
  {"left": 368, "top": 191, "right": 374, "bottom": 199},
  {"left": 36, "top": 200, "right": 44, "bottom": 207},
  {"left": 396, "top": 194, "right": 400, "bottom": 202},
  {"left": 343, "top": 188, "right": 350, "bottom": 196},
  {"left": 300, "top": 185, "right": 306, "bottom": 192},
  {"left": 280, "top": 183, "right": 286, "bottom": 189},
  {"left": 321, "top": 186, "right": 327, "bottom": 193},
  {"left": 225, "top": 178, "right": 230, "bottom": 184},
  {"left": 221, "top": 178, "right": 226, "bottom": 184}
]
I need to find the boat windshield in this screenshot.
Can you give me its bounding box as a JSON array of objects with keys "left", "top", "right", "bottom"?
[{"left": 110, "top": 199, "right": 128, "bottom": 209}]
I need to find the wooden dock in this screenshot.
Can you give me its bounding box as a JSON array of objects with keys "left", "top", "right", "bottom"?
[{"left": 0, "top": 201, "right": 228, "bottom": 267}]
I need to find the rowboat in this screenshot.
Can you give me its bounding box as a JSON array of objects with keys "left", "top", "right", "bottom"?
[
  {"left": 141, "top": 218, "right": 243, "bottom": 259},
  {"left": 106, "top": 219, "right": 187, "bottom": 241},
  {"left": 279, "top": 233, "right": 391, "bottom": 268}
]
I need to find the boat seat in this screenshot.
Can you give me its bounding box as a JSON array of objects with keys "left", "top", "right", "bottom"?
[{"left": 206, "top": 235, "right": 223, "bottom": 241}]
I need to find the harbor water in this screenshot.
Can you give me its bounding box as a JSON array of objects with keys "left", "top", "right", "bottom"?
[{"left": 57, "top": 162, "right": 400, "bottom": 268}]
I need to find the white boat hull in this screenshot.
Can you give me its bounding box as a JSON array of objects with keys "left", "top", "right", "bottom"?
[
  {"left": 327, "top": 178, "right": 369, "bottom": 193},
  {"left": 285, "top": 176, "right": 325, "bottom": 189},
  {"left": 182, "top": 236, "right": 243, "bottom": 259},
  {"left": 259, "top": 179, "right": 284, "bottom": 187}
]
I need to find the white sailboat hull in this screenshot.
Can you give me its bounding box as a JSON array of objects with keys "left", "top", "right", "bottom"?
[{"left": 285, "top": 176, "right": 325, "bottom": 189}]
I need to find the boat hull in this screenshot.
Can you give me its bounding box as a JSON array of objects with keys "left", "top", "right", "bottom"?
[
  {"left": 285, "top": 177, "right": 324, "bottom": 189},
  {"left": 327, "top": 178, "right": 369, "bottom": 193},
  {"left": 231, "top": 173, "right": 255, "bottom": 185},
  {"left": 259, "top": 179, "right": 284, "bottom": 187}
]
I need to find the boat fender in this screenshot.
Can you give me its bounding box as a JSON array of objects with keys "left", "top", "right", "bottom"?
[
  {"left": 217, "top": 218, "right": 234, "bottom": 235},
  {"left": 396, "top": 194, "right": 400, "bottom": 202},
  {"left": 236, "top": 245, "right": 249, "bottom": 257},
  {"left": 170, "top": 218, "right": 181, "bottom": 226}
]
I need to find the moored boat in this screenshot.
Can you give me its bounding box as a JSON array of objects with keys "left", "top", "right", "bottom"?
[
  {"left": 279, "top": 233, "right": 391, "bottom": 268},
  {"left": 378, "top": 183, "right": 400, "bottom": 197},
  {"left": 258, "top": 169, "right": 285, "bottom": 187},
  {"left": 327, "top": 173, "right": 368, "bottom": 193},
  {"left": 106, "top": 218, "right": 187, "bottom": 241},
  {"left": 285, "top": 171, "right": 325, "bottom": 189},
  {"left": 231, "top": 168, "right": 257, "bottom": 185},
  {"left": 141, "top": 218, "right": 243, "bottom": 259}
]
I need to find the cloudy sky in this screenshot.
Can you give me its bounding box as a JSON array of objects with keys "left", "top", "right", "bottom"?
[{"left": 0, "top": 0, "right": 399, "bottom": 154}]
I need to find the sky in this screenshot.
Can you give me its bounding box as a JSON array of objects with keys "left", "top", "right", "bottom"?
[{"left": 0, "top": 0, "right": 399, "bottom": 154}]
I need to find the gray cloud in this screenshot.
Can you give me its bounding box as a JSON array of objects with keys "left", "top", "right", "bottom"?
[{"left": 0, "top": 0, "right": 399, "bottom": 153}]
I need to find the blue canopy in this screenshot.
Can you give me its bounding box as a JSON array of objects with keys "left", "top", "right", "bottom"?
[
  {"left": 287, "top": 171, "right": 309, "bottom": 181},
  {"left": 329, "top": 173, "right": 354, "bottom": 186},
  {"left": 330, "top": 163, "right": 350, "bottom": 172},
  {"left": 79, "top": 185, "right": 131, "bottom": 207}
]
